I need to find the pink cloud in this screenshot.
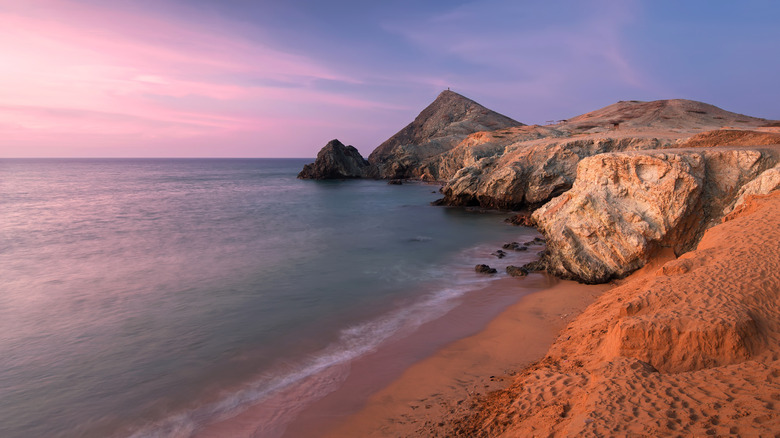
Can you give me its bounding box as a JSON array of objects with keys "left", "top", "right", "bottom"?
[{"left": 0, "top": 1, "right": 400, "bottom": 157}]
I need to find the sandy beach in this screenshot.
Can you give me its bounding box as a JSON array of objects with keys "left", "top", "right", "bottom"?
[
  {"left": 312, "top": 192, "right": 780, "bottom": 437},
  {"left": 320, "top": 275, "right": 613, "bottom": 437}
]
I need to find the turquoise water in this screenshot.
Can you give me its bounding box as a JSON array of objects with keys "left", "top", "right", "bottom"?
[{"left": 0, "top": 159, "right": 536, "bottom": 437}]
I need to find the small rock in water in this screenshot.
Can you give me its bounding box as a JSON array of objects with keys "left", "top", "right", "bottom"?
[
  {"left": 504, "top": 213, "right": 536, "bottom": 227},
  {"left": 503, "top": 242, "right": 528, "bottom": 251},
  {"left": 506, "top": 266, "right": 528, "bottom": 277},
  {"left": 475, "top": 264, "right": 497, "bottom": 274},
  {"left": 492, "top": 249, "right": 507, "bottom": 258},
  {"left": 388, "top": 179, "right": 403, "bottom": 185}
]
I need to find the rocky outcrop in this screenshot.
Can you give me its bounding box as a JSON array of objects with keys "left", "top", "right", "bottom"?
[
  {"left": 440, "top": 136, "right": 669, "bottom": 210},
  {"left": 435, "top": 100, "right": 778, "bottom": 210},
  {"left": 298, "top": 139, "right": 370, "bottom": 179},
  {"left": 532, "top": 147, "right": 779, "bottom": 283},
  {"left": 367, "top": 90, "right": 523, "bottom": 179},
  {"left": 722, "top": 163, "right": 780, "bottom": 215},
  {"left": 475, "top": 264, "right": 497, "bottom": 274},
  {"left": 425, "top": 125, "right": 564, "bottom": 181}
]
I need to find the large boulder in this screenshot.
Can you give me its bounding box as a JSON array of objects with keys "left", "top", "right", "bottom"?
[
  {"left": 532, "top": 147, "right": 778, "bottom": 283},
  {"left": 298, "top": 139, "right": 370, "bottom": 179}
]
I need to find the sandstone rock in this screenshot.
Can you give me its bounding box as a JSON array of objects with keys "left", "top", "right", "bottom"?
[
  {"left": 298, "top": 139, "right": 370, "bottom": 179},
  {"left": 436, "top": 99, "right": 776, "bottom": 210},
  {"left": 722, "top": 163, "right": 780, "bottom": 215},
  {"left": 440, "top": 136, "right": 668, "bottom": 210},
  {"left": 532, "top": 148, "right": 778, "bottom": 283},
  {"left": 475, "top": 264, "right": 497, "bottom": 274}
]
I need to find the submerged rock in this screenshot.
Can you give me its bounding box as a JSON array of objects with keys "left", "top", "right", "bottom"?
[
  {"left": 502, "top": 242, "right": 528, "bottom": 251},
  {"left": 298, "top": 139, "right": 370, "bottom": 179},
  {"left": 475, "top": 264, "right": 497, "bottom": 274}
]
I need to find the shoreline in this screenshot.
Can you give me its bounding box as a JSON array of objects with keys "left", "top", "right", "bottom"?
[
  {"left": 318, "top": 274, "right": 613, "bottom": 437},
  {"left": 194, "top": 273, "right": 555, "bottom": 437},
  {"left": 191, "top": 229, "right": 545, "bottom": 438}
]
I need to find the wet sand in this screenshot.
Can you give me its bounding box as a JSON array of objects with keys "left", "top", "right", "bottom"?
[{"left": 320, "top": 275, "right": 612, "bottom": 437}]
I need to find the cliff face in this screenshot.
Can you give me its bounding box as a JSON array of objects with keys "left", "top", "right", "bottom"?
[
  {"left": 437, "top": 99, "right": 775, "bottom": 210},
  {"left": 298, "top": 139, "right": 370, "bottom": 179},
  {"left": 439, "top": 136, "right": 669, "bottom": 210},
  {"left": 367, "top": 90, "right": 523, "bottom": 179},
  {"left": 532, "top": 147, "right": 779, "bottom": 283}
]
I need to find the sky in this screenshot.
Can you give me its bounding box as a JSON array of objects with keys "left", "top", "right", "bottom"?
[{"left": 1, "top": 0, "right": 779, "bottom": 158}]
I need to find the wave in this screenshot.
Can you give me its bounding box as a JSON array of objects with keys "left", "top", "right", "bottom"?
[{"left": 126, "top": 263, "right": 506, "bottom": 438}]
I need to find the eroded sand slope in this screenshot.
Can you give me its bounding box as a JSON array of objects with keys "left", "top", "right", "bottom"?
[{"left": 455, "top": 191, "right": 780, "bottom": 437}]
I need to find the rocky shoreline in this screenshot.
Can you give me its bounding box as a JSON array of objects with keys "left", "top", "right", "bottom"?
[
  {"left": 299, "top": 90, "right": 780, "bottom": 284},
  {"left": 299, "top": 90, "right": 780, "bottom": 436}
]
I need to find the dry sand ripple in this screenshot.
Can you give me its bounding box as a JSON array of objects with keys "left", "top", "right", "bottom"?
[{"left": 452, "top": 191, "right": 780, "bottom": 437}]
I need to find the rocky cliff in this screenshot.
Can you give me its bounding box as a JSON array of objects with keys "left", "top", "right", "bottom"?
[
  {"left": 298, "top": 139, "right": 370, "bottom": 179},
  {"left": 532, "top": 146, "right": 780, "bottom": 283},
  {"left": 437, "top": 100, "right": 774, "bottom": 210},
  {"left": 299, "top": 95, "right": 780, "bottom": 285}
]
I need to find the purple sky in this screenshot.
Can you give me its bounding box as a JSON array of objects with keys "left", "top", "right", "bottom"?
[{"left": 2, "top": 0, "right": 779, "bottom": 158}]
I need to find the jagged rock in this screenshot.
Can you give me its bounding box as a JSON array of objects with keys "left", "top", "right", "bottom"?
[
  {"left": 502, "top": 242, "right": 528, "bottom": 251},
  {"left": 428, "top": 125, "right": 564, "bottom": 181},
  {"left": 436, "top": 99, "right": 776, "bottom": 210},
  {"left": 504, "top": 212, "right": 536, "bottom": 227},
  {"left": 367, "top": 90, "right": 523, "bottom": 179},
  {"left": 506, "top": 266, "right": 528, "bottom": 277},
  {"left": 722, "top": 163, "right": 780, "bottom": 215},
  {"left": 533, "top": 148, "right": 778, "bottom": 283},
  {"left": 440, "top": 136, "right": 668, "bottom": 210},
  {"left": 521, "top": 259, "right": 547, "bottom": 272},
  {"left": 475, "top": 264, "right": 497, "bottom": 274},
  {"left": 298, "top": 139, "right": 370, "bottom": 179},
  {"left": 492, "top": 250, "right": 507, "bottom": 258}
]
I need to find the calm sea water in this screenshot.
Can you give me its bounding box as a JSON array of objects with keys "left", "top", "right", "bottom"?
[{"left": 0, "top": 159, "right": 536, "bottom": 437}]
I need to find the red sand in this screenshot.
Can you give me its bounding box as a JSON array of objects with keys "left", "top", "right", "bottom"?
[{"left": 324, "top": 191, "right": 780, "bottom": 437}]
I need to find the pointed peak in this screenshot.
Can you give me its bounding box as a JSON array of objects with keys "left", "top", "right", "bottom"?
[{"left": 434, "top": 89, "right": 473, "bottom": 103}]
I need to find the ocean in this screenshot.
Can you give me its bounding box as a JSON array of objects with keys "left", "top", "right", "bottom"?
[{"left": 0, "top": 158, "right": 540, "bottom": 437}]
